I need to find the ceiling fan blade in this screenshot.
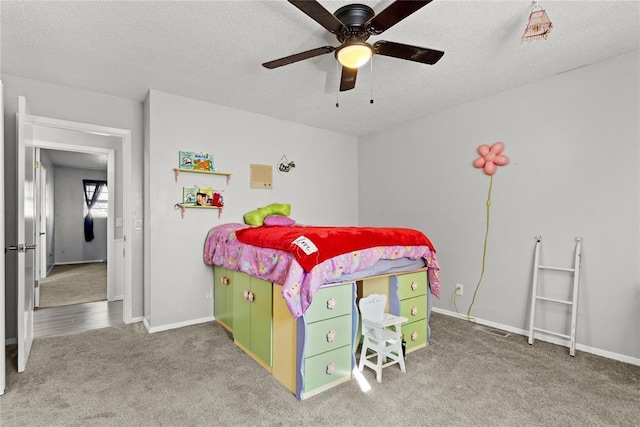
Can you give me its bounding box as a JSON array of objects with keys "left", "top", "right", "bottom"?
[
  {"left": 366, "top": 1, "right": 433, "bottom": 34},
  {"left": 339, "top": 67, "right": 358, "bottom": 92},
  {"left": 262, "top": 46, "right": 335, "bottom": 69},
  {"left": 288, "top": 0, "right": 347, "bottom": 34},
  {"left": 373, "top": 40, "right": 444, "bottom": 65}
]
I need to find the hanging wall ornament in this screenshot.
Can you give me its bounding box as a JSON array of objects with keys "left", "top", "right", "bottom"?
[{"left": 278, "top": 155, "right": 296, "bottom": 174}]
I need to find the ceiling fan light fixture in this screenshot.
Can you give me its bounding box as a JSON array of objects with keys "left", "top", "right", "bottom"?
[{"left": 336, "top": 42, "right": 373, "bottom": 69}]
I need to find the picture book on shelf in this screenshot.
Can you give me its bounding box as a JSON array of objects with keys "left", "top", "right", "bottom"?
[
  {"left": 179, "top": 151, "right": 195, "bottom": 170},
  {"left": 197, "top": 187, "right": 213, "bottom": 206},
  {"left": 182, "top": 187, "right": 198, "bottom": 205},
  {"left": 194, "top": 187, "right": 224, "bottom": 207},
  {"left": 179, "top": 151, "right": 215, "bottom": 171}
]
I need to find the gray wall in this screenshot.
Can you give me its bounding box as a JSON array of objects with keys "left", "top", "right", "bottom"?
[
  {"left": 53, "top": 166, "right": 107, "bottom": 263},
  {"left": 358, "top": 52, "right": 640, "bottom": 362},
  {"left": 4, "top": 55, "right": 638, "bottom": 363},
  {"left": 3, "top": 74, "right": 145, "bottom": 340},
  {"left": 144, "top": 90, "right": 359, "bottom": 330}
]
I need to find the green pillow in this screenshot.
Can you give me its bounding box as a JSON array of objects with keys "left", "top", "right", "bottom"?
[{"left": 244, "top": 203, "right": 291, "bottom": 226}]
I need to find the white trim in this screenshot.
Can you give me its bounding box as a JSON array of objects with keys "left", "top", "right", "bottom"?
[
  {"left": 1, "top": 80, "right": 5, "bottom": 395},
  {"left": 107, "top": 150, "right": 115, "bottom": 303},
  {"left": 26, "top": 114, "right": 134, "bottom": 325},
  {"left": 143, "top": 316, "right": 215, "bottom": 334},
  {"left": 432, "top": 307, "right": 640, "bottom": 366},
  {"left": 5, "top": 338, "right": 17, "bottom": 346},
  {"left": 122, "top": 131, "right": 133, "bottom": 324}
]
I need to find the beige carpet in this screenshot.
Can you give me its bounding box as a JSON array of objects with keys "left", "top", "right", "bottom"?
[
  {"left": 3, "top": 313, "right": 639, "bottom": 426},
  {"left": 38, "top": 262, "right": 107, "bottom": 307}
]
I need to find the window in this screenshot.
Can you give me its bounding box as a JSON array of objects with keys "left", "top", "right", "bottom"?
[{"left": 83, "top": 181, "right": 108, "bottom": 218}]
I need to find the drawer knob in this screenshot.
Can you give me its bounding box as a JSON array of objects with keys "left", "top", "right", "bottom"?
[
  {"left": 411, "top": 331, "right": 418, "bottom": 341},
  {"left": 326, "top": 330, "right": 336, "bottom": 343},
  {"left": 326, "top": 363, "right": 335, "bottom": 375},
  {"left": 221, "top": 276, "right": 229, "bottom": 285},
  {"left": 327, "top": 298, "right": 336, "bottom": 310},
  {"left": 411, "top": 306, "right": 419, "bottom": 316},
  {"left": 411, "top": 281, "right": 418, "bottom": 291},
  {"left": 243, "top": 290, "right": 254, "bottom": 301}
]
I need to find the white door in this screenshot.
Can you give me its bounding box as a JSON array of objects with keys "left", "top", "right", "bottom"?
[{"left": 17, "top": 96, "right": 36, "bottom": 372}]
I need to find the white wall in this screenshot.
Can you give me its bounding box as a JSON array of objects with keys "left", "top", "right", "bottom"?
[
  {"left": 358, "top": 52, "right": 640, "bottom": 362},
  {"left": 144, "top": 90, "right": 358, "bottom": 330},
  {"left": 53, "top": 167, "right": 108, "bottom": 263},
  {"left": 2, "top": 75, "right": 145, "bottom": 340}
]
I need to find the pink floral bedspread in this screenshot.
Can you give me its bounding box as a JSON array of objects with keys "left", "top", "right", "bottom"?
[{"left": 203, "top": 223, "right": 441, "bottom": 318}]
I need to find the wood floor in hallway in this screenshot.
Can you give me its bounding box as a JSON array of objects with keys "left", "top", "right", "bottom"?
[{"left": 34, "top": 300, "right": 123, "bottom": 338}]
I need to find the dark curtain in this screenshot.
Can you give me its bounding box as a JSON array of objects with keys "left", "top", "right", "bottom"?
[{"left": 83, "top": 180, "right": 107, "bottom": 242}]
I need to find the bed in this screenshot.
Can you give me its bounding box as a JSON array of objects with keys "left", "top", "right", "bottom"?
[{"left": 203, "top": 222, "right": 440, "bottom": 400}]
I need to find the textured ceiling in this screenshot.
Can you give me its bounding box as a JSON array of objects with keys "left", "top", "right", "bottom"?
[
  {"left": 42, "top": 149, "right": 108, "bottom": 171},
  {"left": 2, "top": 1, "right": 639, "bottom": 137}
]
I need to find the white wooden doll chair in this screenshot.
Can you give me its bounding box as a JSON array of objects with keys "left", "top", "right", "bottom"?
[{"left": 358, "top": 294, "right": 408, "bottom": 383}]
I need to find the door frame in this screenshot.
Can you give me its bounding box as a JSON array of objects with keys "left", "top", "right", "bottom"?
[
  {"left": 38, "top": 161, "right": 47, "bottom": 280},
  {"left": 34, "top": 148, "right": 42, "bottom": 308},
  {"left": 1, "top": 80, "right": 6, "bottom": 395},
  {"left": 27, "top": 114, "right": 134, "bottom": 323}
]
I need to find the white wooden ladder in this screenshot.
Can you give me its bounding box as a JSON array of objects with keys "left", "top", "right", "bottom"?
[{"left": 528, "top": 236, "right": 583, "bottom": 356}]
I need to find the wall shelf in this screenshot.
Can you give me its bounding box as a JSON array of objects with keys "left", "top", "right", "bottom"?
[
  {"left": 173, "top": 168, "right": 232, "bottom": 185},
  {"left": 176, "top": 204, "right": 223, "bottom": 219}
]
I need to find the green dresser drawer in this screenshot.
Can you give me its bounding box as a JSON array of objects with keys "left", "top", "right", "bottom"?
[
  {"left": 395, "top": 271, "right": 428, "bottom": 300},
  {"left": 304, "top": 345, "right": 352, "bottom": 393},
  {"left": 305, "top": 314, "right": 352, "bottom": 358},
  {"left": 402, "top": 319, "right": 427, "bottom": 352},
  {"left": 399, "top": 294, "right": 427, "bottom": 322},
  {"left": 305, "top": 283, "right": 353, "bottom": 323}
]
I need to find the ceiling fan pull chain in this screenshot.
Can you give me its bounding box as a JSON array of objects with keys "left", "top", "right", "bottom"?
[
  {"left": 336, "top": 61, "right": 340, "bottom": 108},
  {"left": 370, "top": 56, "right": 374, "bottom": 104}
]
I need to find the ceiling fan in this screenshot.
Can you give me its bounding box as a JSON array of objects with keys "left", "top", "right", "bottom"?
[{"left": 262, "top": 0, "right": 445, "bottom": 92}]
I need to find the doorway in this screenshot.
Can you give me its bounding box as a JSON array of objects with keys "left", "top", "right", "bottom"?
[
  {"left": 27, "top": 114, "right": 133, "bottom": 326},
  {"left": 12, "top": 99, "right": 134, "bottom": 375},
  {"left": 32, "top": 145, "right": 120, "bottom": 337},
  {"left": 36, "top": 148, "right": 111, "bottom": 310}
]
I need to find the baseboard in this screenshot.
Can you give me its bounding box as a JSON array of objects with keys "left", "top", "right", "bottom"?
[
  {"left": 143, "top": 316, "right": 214, "bottom": 334},
  {"left": 55, "top": 260, "right": 106, "bottom": 265},
  {"left": 4, "top": 337, "right": 17, "bottom": 346},
  {"left": 127, "top": 316, "right": 143, "bottom": 324},
  {"left": 432, "top": 307, "right": 640, "bottom": 366}
]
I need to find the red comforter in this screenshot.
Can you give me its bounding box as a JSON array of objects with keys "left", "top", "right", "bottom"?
[{"left": 235, "top": 225, "right": 435, "bottom": 272}]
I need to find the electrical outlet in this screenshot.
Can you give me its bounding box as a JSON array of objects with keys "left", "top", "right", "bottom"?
[
  {"left": 206, "top": 288, "right": 213, "bottom": 299},
  {"left": 456, "top": 284, "right": 464, "bottom": 296}
]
